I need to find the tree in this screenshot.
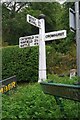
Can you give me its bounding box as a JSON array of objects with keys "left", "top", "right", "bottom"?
[
  {"left": 2, "top": 1, "right": 74, "bottom": 47},
  {"left": 2, "top": 2, "right": 31, "bottom": 45}
]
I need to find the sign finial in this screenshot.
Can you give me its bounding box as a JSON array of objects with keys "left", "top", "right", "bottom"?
[{"left": 38, "top": 14, "right": 45, "bottom": 19}]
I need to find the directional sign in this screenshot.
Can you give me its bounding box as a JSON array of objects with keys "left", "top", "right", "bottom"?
[
  {"left": 19, "top": 30, "right": 66, "bottom": 48},
  {"left": 69, "top": 8, "right": 76, "bottom": 32},
  {"left": 19, "top": 35, "right": 39, "bottom": 48},
  {"left": 45, "top": 30, "right": 66, "bottom": 41},
  {"left": 20, "top": 14, "right": 67, "bottom": 82},
  {"left": 27, "top": 14, "right": 41, "bottom": 28}
]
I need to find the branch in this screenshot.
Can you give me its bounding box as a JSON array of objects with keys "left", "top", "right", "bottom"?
[{"left": 16, "top": 2, "right": 30, "bottom": 13}]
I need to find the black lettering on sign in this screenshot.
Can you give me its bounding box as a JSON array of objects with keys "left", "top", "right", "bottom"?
[
  {"left": 29, "top": 16, "right": 37, "bottom": 26},
  {"left": 38, "top": 21, "right": 41, "bottom": 27},
  {"left": 34, "top": 39, "right": 39, "bottom": 45},
  {"left": 29, "top": 39, "right": 33, "bottom": 43},
  {"left": 32, "top": 36, "right": 34, "bottom": 39},
  {"left": 35, "top": 36, "right": 38, "bottom": 38},
  {"left": 58, "top": 32, "right": 64, "bottom": 36},
  {"left": 46, "top": 32, "right": 64, "bottom": 38}
]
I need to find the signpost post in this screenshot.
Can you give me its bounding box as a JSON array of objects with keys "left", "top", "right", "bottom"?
[
  {"left": 27, "top": 14, "right": 47, "bottom": 82},
  {"left": 38, "top": 14, "right": 46, "bottom": 82},
  {"left": 19, "top": 14, "right": 67, "bottom": 82},
  {"left": 75, "top": 2, "right": 80, "bottom": 77}
]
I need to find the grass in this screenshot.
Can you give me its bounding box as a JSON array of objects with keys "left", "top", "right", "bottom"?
[{"left": 2, "top": 75, "right": 80, "bottom": 119}]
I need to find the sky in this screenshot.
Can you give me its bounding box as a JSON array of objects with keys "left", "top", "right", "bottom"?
[
  {"left": 1, "top": 0, "right": 67, "bottom": 3},
  {"left": 1, "top": 0, "right": 77, "bottom": 4}
]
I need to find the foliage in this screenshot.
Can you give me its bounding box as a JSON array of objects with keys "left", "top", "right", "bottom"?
[
  {"left": 2, "top": 44, "right": 76, "bottom": 82},
  {"left": 47, "top": 74, "right": 78, "bottom": 84},
  {"left": 51, "top": 31, "right": 75, "bottom": 54},
  {"left": 30, "top": 2, "right": 57, "bottom": 32},
  {"left": 46, "top": 44, "right": 76, "bottom": 75},
  {"left": 2, "top": 3, "right": 27, "bottom": 45},
  {"left": 2, "top": 2, "right": 75, "bottom": 49},
  {"left": 2, "top": 76, "right": 80, "bottom": 119},
  {"left": 2, "top": 46, "right": 39, "bottom": 82}
]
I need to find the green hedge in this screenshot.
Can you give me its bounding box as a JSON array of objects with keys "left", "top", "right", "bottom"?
[
  {"left": 2, "top": 46, "right": 39, "bottom": 82},
  {"left": 2, "top": 44, "right": 76, "bottom": 82}
]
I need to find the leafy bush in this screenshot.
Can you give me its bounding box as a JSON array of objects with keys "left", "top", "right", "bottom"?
[
  {"left": 46, "top": 44, "right": 76, "bottom": 75},
  {"left": 2, "top": 44, "right": 76, "bottom": 82},
  {"left": 47, "top": 74, "right": 78, "bottom": 84},
  {"left": 2, "top": 82, "right": 80, "bottom": 119},
  {"left": 2, "top": 46, "right": 39, "bottom": 82}
]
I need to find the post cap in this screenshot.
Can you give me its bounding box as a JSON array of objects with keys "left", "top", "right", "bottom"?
[{"left": 38, "top": 14, "right": 45, "bottom": 19}]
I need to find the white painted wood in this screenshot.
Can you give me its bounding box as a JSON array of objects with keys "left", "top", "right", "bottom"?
[
  {"left": 27, "top": 14, "right": 41, "bottom": 28},
  {"left": 38, "top": 19, "right": 46, "bottom": 82},
  {"left": 19, "top": 14, "right": 67, "bottom": 82},
  {"left": 19, "top": 30, "right": 66, "bottom": 48}
]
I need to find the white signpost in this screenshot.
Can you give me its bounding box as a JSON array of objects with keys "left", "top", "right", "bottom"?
[
  {"left": 19, "top": 14, "right": 67, "bottom": 82},
  {"left": 19, "top": 34, "right": 39, "bottom": 48},
  {"left": 45, "top": 30, "right": 66, "bottom": 41},
  {"left": 27, "top": 14, "right": 41, "bottom": 28},
  {"left": 38, "top": 17, "right": 46, "bottom": 82},
  {"left": 19, "top": 30, "right": 66, "bottom": 48}
]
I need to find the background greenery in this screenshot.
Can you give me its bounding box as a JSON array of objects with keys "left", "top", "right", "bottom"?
[
  {"left": 2, "top": 2, "right": 77, "bottom": 80},
  {"left": 2, "top": 44, "right": 76, "bottom": 82},
  {"left": 2, "top": 2, "right": 75, "bottom": 46},
  {"left": 1, "top": 2, "right": 80, "bottom": 119},
  {"left": 2, "top": 46, "right": 38, "bottom": 82}
]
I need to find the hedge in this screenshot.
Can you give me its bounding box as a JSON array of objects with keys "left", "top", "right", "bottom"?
[
  {"left": 2, "top": 44, "right": 76, "bottom": 82},
  {"left": 2, "top": 46, "right": 39, "bottom": 82}
]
